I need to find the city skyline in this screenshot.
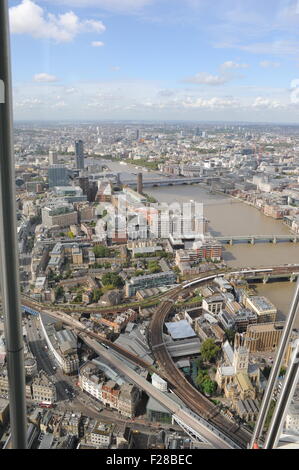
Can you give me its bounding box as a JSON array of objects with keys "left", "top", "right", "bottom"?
[{"left": 9, "top": 0, "right": 299, "bottom": 123}]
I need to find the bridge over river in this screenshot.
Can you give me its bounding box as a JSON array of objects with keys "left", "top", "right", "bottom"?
[{"left": 216, "top": 234, "right": 299, "bottom": 245}]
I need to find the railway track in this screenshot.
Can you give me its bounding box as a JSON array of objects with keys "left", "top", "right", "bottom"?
[{"left": 149, "top": 297, "right": 251, "bottom": 449}]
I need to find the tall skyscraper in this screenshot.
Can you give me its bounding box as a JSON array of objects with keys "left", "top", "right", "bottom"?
[
  {"left": 48, "top": 165, "right": 69, "bottom": 188},
  {"left": 75, "top": 140, "right": 84, "bottom": 169},
  {"left": 48, "top": 150, "right": 58, "bottom": 165}
]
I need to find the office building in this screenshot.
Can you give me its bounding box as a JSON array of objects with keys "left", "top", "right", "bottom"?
[
  {"left": 79, "top": 361, "right": 140, "bottom": 418},
  {"left": 75, "top": 140, "right": 84, "bottom": 170},
  {"left": 49, "top": 150, "right": 58, "bottom": 165},
  {"left": 238, "top": 323, "right": 298, "bottom": 365},
  {"left": 85, "top": 421, "right": 113, "bottom": 447},
  {"left": 42, "top": 205, "right": 78, "bottom": 228},
  {"left": 40, "top": 320, "right": 79, "bottom": 374},
  {"left": 125, "top": 271, "right": 176, "bottom": 297},
  {"left": 48, "top": 165, "right": 69, "bottom": 188},
  {"left": 31, "top": 370, "right": 57, "bottom": 404},
  {"left": 244, "top": 296, "right": 277, "bottom": 323}
]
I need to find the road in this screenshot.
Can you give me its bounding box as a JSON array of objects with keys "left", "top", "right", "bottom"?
[{"left": 25, "top": 315, "right": 175, "bottom": 434}]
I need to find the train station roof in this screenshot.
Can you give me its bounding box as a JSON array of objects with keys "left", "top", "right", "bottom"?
[{"left": 165, "top": 320, "right": 196, "bottom": 340}]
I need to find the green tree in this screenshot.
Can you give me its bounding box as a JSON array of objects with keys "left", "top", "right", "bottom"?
[
  {"left": 148, "top": 260, "right": 162, "bottom": 274},
  {"left": 74, "top": 293, "right": 82, "bottom": 303},
  {"left": 134, "top": 270, "right": 144, "bottom": 277},
  {"left": 201, "top": 378, "right": 217, "bottom": 396},
  {"left": 195, "top": 369, "right": 208, "bottom": 387},
  {"left": 92, "top": 288, "right": 103, "bottom": 302},
  {"left": 55, "top": 286, "right": 64, "bottom": 300},
  {"left": 101, "top": 273, "right": 124, "bottom": 289},
  {"left": 93, "top": 245, "right": 109, "bottom": 258},
  {"left": 200, "top": 338, "right": 220, "bottom": 363}
]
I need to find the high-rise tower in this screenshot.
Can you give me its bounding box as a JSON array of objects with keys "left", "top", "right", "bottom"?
[
  {"left": 75, "top": 139, "right": 84, "bottom": 169},
  {"left": 48, "top": 150, "right": 58, "bottom": 165}
]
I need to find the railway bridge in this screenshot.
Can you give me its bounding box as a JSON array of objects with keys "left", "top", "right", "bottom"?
[{"left": 216, "top": 234, "right": 299, "bottom": 245}]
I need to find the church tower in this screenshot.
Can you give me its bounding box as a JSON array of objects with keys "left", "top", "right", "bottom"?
[{"left": 233, "top": 346, "right": 249, "bottom": 373}]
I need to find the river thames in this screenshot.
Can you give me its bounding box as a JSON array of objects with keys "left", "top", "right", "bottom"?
[
  {"left": 147, "top": 185, "right": 299, "bottom": 326},
  {"left": 100, "top": 159, "right": 299, "bottom": 325}
]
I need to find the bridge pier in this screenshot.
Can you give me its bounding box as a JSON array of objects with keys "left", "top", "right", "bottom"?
[
  {"left": 251, "top": 237, "right": 255, "bottom": 245},
  {"left": 290, "top": 274, "right": 296, "bottom": 282},
  {"left": 272, "top": 237, "right": 277, "bottom": 244},
  {"left": 263, "top": 275, "right": 270, "bottom": 284},
  {"left": 229, "top": 239, "right": 233, "bottom": 246}
]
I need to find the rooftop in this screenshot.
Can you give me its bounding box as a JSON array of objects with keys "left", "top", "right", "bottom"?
[{"left": 165, "top": 320, "right": 197, "bottom": 340}]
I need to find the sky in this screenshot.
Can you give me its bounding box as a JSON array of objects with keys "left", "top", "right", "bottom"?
[{"left": 8, "top": 0, "right": 299, "bottom": 122}]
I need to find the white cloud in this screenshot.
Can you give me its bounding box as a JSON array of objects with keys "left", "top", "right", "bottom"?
[
  {"left": 91, "top": 41, "right": 105, "bottom": 47},
  {"left": 259, "top": 60, "right": 281, "bottom": 68},
  {"left": 9, "top": 0, "right": 106, "bottom": 42},
  {"left": 252, "top": 96, "right": 284, "bottom": 109},
  {"left": 111, "top": 66, "right": 121, "bottom": 72},
  {"left": 182, "top": 72, "right": 230, "bottom": 86},
  {"left": 182, "top": 96, "right": 241, "bottom": 109},
  {"left": 12, "top": 77, "right": 295, "bottom": 121},
  {"left": 14, "top": 97, "right": 44, "bottom": 109},
  {"left": 33, "top": 73, "right": 58, "bottom": 83},
  {"left": 220, "top": 61, "right": 249, "bottom": 70},
  {"left": 39, "top": 0, "right": 153, "bottom": 12}
]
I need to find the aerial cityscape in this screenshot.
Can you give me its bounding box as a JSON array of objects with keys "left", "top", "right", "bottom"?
[
  {"left": 1, "top": 0, "right": 299, "bottom": 453},
  {"left": 0, "top": 120, "right": 297, "bottom": 450}
]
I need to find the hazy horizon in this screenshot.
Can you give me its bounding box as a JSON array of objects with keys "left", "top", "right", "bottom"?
[{"left": 9, "top": 0, "right": 299, "bottom": 123}]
